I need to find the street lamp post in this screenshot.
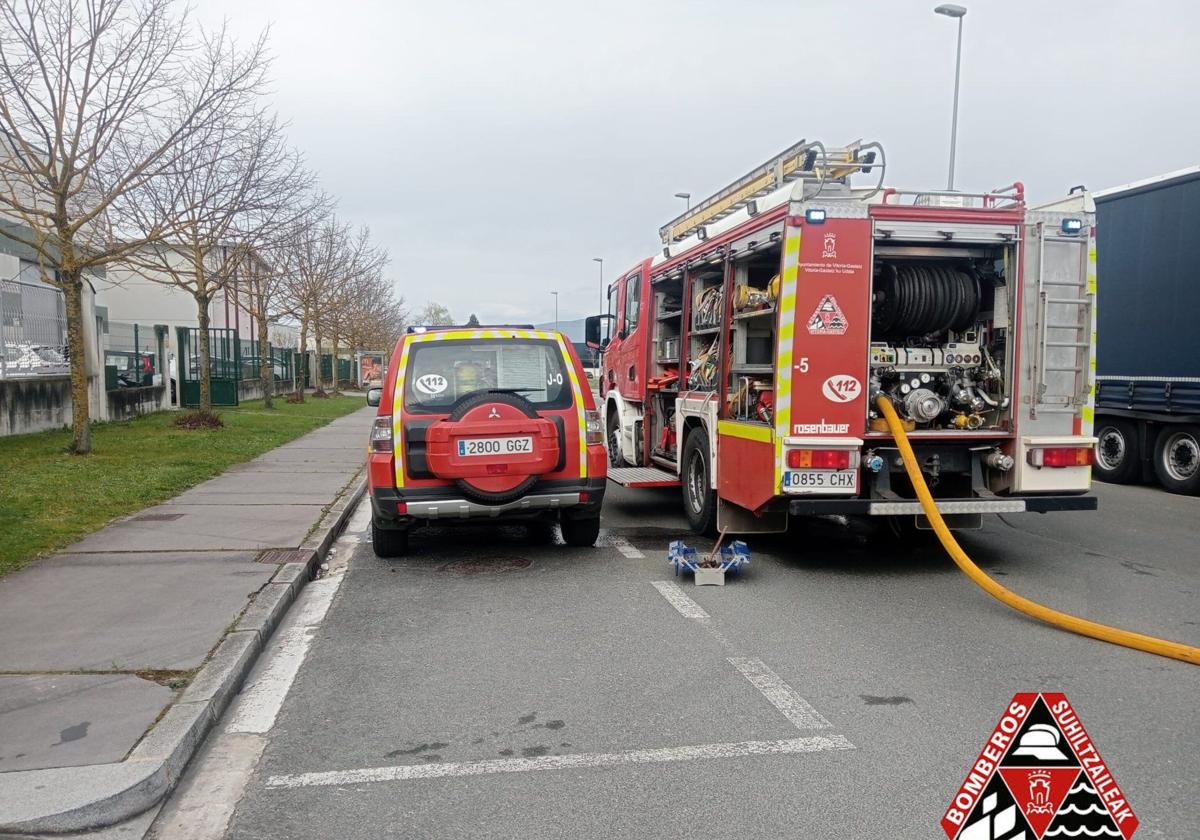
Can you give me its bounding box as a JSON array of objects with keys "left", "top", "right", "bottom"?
[
  {"left": 674, "top": 192, "right": 691, "bottom": 211},
  {"left": 551, "top": 291, "right": 559, "bottom": 332},
  {"left": 935, "top": 3, "right": 967, "bottom": 191},
  {"left": 592, "top": 257, "right": 604, "bottom": 316}
]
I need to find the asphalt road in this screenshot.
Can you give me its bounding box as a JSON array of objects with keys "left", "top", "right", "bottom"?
[{"left": 152, "top": 481, "right": 1199, "bottom": 840}]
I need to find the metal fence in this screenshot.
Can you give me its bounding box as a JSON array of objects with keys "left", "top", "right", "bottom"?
[
  {"left": 0, "top": 275, "right": 69, "bottom": 379},
  {"left": 103, "top": 320, "right": 159, "bottom": 391},
  {"left": 240, "top": 339, "right": 295, "bottom": 384}
]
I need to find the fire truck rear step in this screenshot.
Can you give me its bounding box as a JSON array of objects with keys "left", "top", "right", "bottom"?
[{"left": 608, "top": 467, "right": 681, "bottom": 488}]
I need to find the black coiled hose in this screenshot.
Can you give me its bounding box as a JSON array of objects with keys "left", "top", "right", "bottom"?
[{"left": 872, "top": 263, "right": 979, "bottom": 339}]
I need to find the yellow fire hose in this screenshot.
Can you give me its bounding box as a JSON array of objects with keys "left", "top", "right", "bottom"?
[{"left": 875, "top": 395, "right": 1200, "bottom": 666}]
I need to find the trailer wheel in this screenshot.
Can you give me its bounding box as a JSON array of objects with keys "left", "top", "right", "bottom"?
[
  {"left": 1152, "top": 424, "right": 1200, "bottom": 495},
  {"left": 1094, "top": 418, "right": 1140, "bottom": 484},
  {"left": 681, "top": 429, "right": 717, "bottom": 536},
  {"left": 607, "top": 408, "right": 628, "bottom": 467},
  {"left": 372, "top": 523, "right": 409, "bottom": 558}
]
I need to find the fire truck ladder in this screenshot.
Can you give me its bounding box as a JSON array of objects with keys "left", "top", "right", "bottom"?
[
  {"left": 659, "top": 138, "right": 886, "bottom": 244},
  {"left": 1031, "top": 227, "right": 1094, "bottom": 418}
]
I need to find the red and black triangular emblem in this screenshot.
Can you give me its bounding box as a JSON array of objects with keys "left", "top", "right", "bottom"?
[
  {"left": 941, "top": 693, "right": 1138, "bottom": 840},
  {"left": 806, "top": 294, "right": 848, "bottom": 335}
]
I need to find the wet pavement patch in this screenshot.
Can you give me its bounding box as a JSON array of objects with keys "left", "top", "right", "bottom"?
[
  {"left": 129, "top": 512, "right": 185, "bottom": 523},
  {"left": 440, "top": 556, "right": 532, "bottom": 576},
  {"left": 860, "top": 695, "right": 914, "bottom": 706}
]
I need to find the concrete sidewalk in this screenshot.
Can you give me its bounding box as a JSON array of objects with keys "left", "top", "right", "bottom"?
[{"left": 0, "top": 405, "right": 374, "bottom": 834}]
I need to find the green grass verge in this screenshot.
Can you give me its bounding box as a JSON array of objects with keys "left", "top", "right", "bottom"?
[{"left": 0, "top": 395, "right": 365, "bottom": 578}]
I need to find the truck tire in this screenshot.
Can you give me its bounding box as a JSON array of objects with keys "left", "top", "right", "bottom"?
[
  {"left": 1152, "top": 424, "right": 1200, "bottom": 495},
  {"left": 681, "top": 429, "right": 717, "bottom": 536},
  {"left": 560, "top": 514, "right": 601, "bottom": 547},
  {"left": 607, "top": 407, "right": 628, "bottom": 467},
  {"left": 372, "top": 523, "right": 409, "bottom": 558},
  {"left": 1094, "top": 418, "right": 1140, "bottom": 484}
]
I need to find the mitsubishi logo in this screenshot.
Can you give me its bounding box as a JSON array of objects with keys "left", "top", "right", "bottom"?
[{"left": 488, "top": 408, "right": 501, "bottom": 419}]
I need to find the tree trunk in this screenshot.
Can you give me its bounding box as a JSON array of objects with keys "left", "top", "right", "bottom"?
[
  {"left": 297, "top": 316, "right": 309, "bottom": 401},
  {"left": 258, "top": 314, "right": 273, "bottom": 409},
  {"left": 196, "top": 301, "right": 212, "bottom": 414},
  {"left": 62, "top": 272, "right": 92, "bottom": 454},
  {"left": 314, "top": 326, "right": 324, "bottom": 392},
  {"left": 331, "top": 330, "right": 341, "bottom": 396}
]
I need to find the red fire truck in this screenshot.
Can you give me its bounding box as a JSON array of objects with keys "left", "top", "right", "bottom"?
[{"left": 586, "top": 139, "right": 1099, "bottom": 535}]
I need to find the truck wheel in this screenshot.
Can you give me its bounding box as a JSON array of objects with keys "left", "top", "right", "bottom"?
[
  {"left": 560, "top": 514, "right": 601, "bottom": 547},
  {"left": 372, "top": 523, "right": 409, "bottom": 558},
  {"left": 1094, "top": 418, "right": 1140, "bottom": 484},
  {"left": 1152, "top": 425, "right": 1200, "bottom": 495},
  {"left": 607, "top": 409, "right": 628, "bottom": 467},
  {"left": 681, "top": 429, "right": 717, "bottom": 536}
]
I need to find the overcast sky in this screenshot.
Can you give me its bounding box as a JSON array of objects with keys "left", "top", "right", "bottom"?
[{"left": 199, "top": 0, "right": 1199, "bottom": 327}]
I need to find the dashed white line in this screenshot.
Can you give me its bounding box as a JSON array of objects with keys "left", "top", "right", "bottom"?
[
  {"left": 650, "top": 580, "right": 710, "bottom": 620},
  {"left": 611, "top": 536, "right": 645, "bottom": 559},
  {"left": 727, "top": 658, "right": 832, "bottom": 730},
  {"left": 265, "top": 734, "right": 855, "bottom": 789}
]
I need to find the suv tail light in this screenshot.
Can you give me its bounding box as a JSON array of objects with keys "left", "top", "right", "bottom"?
[
  {"left": 585, "top": 409, "right": 603, "bottom": 445},
  {"left": 787, "top": 448, "right": 852, "bottom": 469},
  {"left": 370, "top": 416, "right": 394, "bottom": 453},
  {"left": 1028, "top": 446, "right": 1093, "bottom": 468}
]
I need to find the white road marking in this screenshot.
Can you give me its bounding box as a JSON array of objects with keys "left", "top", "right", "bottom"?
[
  {"left": 152, "top": 500, "right": 365, "bottom": 840},
  {"left": 612, "top": 536, "right": 645, "bottom": 559},
  {"left": 266, "top": 734, "right": 854, "bottom": 790},
  {"left": 650, "top": 580, "right": 710, "bottom": 620},
  {"left": 224, "top": 571, "right": 344, "bottom": 735},
  {"left": 728, "top": 658, "right": 832, "bottom": 730},
  {"left": 150, "top": 732, "right": 266, "bottom": 840}
]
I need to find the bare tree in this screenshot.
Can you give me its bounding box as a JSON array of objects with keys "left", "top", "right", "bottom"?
[
  {"left": 246, "top": 189, "right": 331, "bottom": 408},
  {"left": 322, "top": 227, "right": 387, "bottom": 395},
  {"left": 0, "top": 0, "right": 269, "bottom": 451},
  {"left": 416, "top": 301, "right": 453, "bottom": 326},
  {"left": 277, "top": 213, "right": 342, "bottom": 400},
  {"left": 122, "top": 109, "right": 315, "bottom": 415}
]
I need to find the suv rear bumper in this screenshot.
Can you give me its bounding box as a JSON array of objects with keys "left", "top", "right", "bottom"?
[
  {"left": 371, "top": 478, "right": 606, "bottom": 527},
  {"left": 787, "top": 494, "right": 1097, "bottom": 516}
]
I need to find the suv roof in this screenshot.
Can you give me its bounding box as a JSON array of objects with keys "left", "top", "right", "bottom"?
[{"left": 406, "top": 323, "right": 535, "bottom": 333}]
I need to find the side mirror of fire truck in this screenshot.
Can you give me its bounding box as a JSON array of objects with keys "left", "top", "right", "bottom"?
[{"left": 585, "top": 314, "right": 613, "bottom": 351}]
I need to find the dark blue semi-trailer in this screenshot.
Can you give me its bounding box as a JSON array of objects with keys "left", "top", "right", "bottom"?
[{"left": 1093, "top": 166, "right": 1200, "bottom": 494}]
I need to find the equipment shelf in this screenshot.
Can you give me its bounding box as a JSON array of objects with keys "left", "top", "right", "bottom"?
[
  {"left": 690, "top": 325, "right": 724, "bottom": 336},
  {"left": 733, "top": 307, "right": 776, "bottom": 320},
  {"left": 657, "top": 309, "right": 683, "bottom": 322},
  {"left": 731, "top": 364, "right": 774, "bottom": 374}
]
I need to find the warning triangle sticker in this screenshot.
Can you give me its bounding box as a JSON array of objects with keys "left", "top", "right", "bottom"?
[
  {"left": 999, "top": 767, "right": 1080, "bottom": 838},
  {"left": 941, "top": 693, "right": 1139, "bottom": 840},
  {"left": 999, "top": 696, "right": 1082, "bottom": 768},
  {"left": 806, "top": 294, "right": 848, "bottom": 335}
]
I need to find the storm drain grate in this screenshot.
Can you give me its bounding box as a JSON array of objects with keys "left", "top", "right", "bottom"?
[
  {"left": 129, "top": 512, "right": 185, "bottom": 522},
  {"left": 439, "top": 556, "right": 532, "bottom": 576},
  {"left": 258, "top": 549, "right": 316, "bottom": 565}
]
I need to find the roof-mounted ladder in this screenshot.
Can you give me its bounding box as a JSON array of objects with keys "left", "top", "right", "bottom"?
[{"left": 659, "top": 138, "right": 885, "bottom": 244}]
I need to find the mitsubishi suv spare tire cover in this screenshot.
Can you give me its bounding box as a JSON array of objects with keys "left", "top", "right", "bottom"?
[{"left": 430, "top": 390, "right": 562, "bottom": 505}]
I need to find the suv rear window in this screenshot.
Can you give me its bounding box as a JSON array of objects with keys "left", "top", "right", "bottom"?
[{"left": 404, "top": 338, "right": 573, "bottom": 413}]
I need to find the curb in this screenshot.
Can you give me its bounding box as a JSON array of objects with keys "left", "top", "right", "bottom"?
[{"left": 0, "top": 474, "right": 368, "bottom": 836}]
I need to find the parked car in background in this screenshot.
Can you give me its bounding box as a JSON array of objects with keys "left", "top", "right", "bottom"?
[
  {"left": 365, "top": 325, "right": 608, "bottom": 556},
  {"left": 104, "top": 351, "right": 155, "bottom": 387}
]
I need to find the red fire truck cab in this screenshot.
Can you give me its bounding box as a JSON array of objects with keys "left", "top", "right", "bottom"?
[{"left": 587, "top": 139, "right": 1098, "bottom": 535}]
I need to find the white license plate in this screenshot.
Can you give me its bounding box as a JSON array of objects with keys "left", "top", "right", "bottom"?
[
  {"left": 782, "top": 469, "right": 857, "bottom": 492},
  {"left": 457, "top": 436, "right": 534, "bottom": 457}
]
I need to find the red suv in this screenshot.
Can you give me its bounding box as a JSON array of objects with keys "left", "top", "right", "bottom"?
[{"left": 366, "top": 326, "right": 608, "bottom": 556}]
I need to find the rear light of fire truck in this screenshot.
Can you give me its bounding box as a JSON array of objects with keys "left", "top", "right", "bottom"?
[
  {"left": 585, "top": 410, "right": 603, "bottom": 445},
  {"left": 370, "top": 416, "right": 393, "bottom": 453},
  {"left": 1027, "top": 446, "right": 1093, "bottom": 468},
  {"left": 787, "top": 448, "right": 852, "bottom": 470}
]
